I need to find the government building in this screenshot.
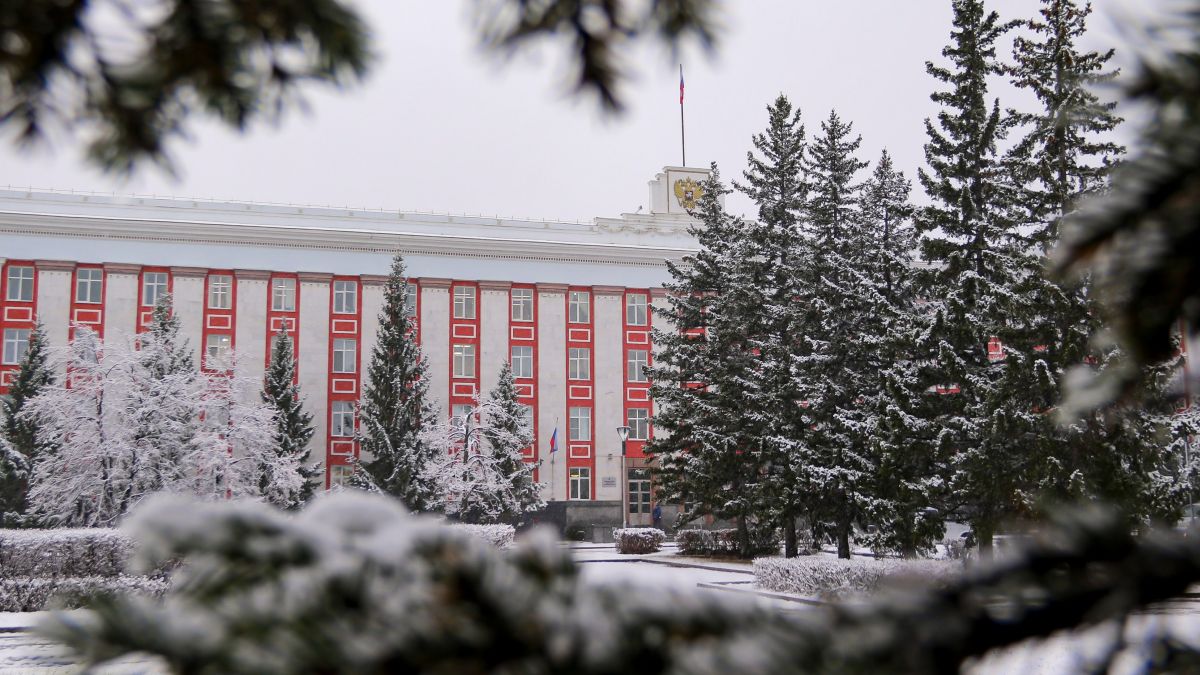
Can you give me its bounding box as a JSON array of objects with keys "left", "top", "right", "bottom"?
[{"left": 0, "top": 166, "right": 711, "bottom": 527}]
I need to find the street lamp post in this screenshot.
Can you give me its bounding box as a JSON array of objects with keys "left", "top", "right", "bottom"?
[{"left": 616, "top": 425, "right": 631, "bottom": 529}]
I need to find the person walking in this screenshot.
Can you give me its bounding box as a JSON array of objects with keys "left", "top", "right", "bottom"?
[{"left": 652, "top": 503, "right": 663, "bottom": 530}]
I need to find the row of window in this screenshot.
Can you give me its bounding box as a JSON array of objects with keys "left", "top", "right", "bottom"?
[
  {"left": 9, "top": 266, "right": 650, "bottom": 324},
  {"left": 445, "top": 344, "right": 648, "bottom": 381},
  {"left": 450, "top": 287, "right": 650, "bottom": 325}
]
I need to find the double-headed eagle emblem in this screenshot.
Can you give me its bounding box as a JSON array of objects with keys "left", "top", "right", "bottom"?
[{"left": 673, "top": 178, "right": 703, "bottom": 210}]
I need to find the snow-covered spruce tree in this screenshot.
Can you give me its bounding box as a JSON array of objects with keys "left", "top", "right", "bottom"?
[
  {"left": 23, "top": 326, "right": 132, "bottom": 527},
  {"left": 1002, "top": 0, "right": 1178, "bottom": 523},
  {"left": 732, "top": 95, "right": 812, "bottom": 558},
  {"left": 858, "top": 150, "right": 944, "bottom": 558},
  {"left": 796, "top": 109, "right": 873, "bottom": 560},
  {"left": 356, "top": 254, "right": 441, "bottom": 510},
  {"left": 261, "top": 328, "right": 319, "bottom": 507},
  {"left": 428, "top": 363, "right": 543, "bottom": 524},
  {"left": 648, "top": 164, "right": 776, "bottom": 558},
  {"left": 0, "top": 321, "right": 53, "bottom": 521},
  {"left": 121, "top": 293, "right": 205, "bottom": 505},
  {"left": 916, "top": 0, "right": 1030, "bottom": 557}
]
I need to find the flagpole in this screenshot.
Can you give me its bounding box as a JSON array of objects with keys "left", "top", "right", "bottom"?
[{"left": 679, "top": 64, "right": 686, "bottom": 166}]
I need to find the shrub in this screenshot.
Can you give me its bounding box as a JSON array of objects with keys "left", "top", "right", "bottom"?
[
  {"left": 677, "top": 528, "right": 779, "bottom": 557},
  {"left": 0, "top": 528, "right": 133, "bottom": 578},
  {"left": 753, "top": 556, "right": 955, "bottom": 600},
  {"left": 676, "top": 529, "right": 713, "bottom": 555},
  {"left": 0, "top": 575, "right": 168, "bottom": 612},
  {"left": 452, "top": 523, "right": 516, "bottom": 548},
  {"left": 564, "top": 524, "right": 588, "bottom": 542},
  {"left": 613, "top": 528, "right": 665, "bottom": 554}
]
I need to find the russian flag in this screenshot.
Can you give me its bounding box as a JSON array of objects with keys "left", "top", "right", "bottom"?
[
  {"left": 549, "top": 426, "right": 559, "bottom": 453},
  {"left": 679, "top": 65, "right": 685, "bottom": 104}
]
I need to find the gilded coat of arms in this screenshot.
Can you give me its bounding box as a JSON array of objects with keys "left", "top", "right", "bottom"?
[{"left": 673, "top": 177, "right": 703, "bottom": 210}]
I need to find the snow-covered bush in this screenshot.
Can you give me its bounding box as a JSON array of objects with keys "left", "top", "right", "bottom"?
[
  {"left": 451, "top": 523, "right": 515, "bottom": 548},
  {"left": 675, "top": 528, "right": 713, "bottom": 555},
  {"left": 0, "top": 575, "right": 167, "bottom": 612},
  {"left": 38, "top": 492, "right": 789, "bottom": 674},
  {"left": 613, "top": 528, "right": 665, "bottom": 554},
  {"left": 0, "top": 528, "right": 133, "bottom": 578},
  {"left": 944, "top": 537, "right": 967, "bottom": 561},
  {"left": 753, "top": 556, "right": 956, "bottom": 599},
  {"left": 676, "top": 528, "right": 779, "bottom": 557}
]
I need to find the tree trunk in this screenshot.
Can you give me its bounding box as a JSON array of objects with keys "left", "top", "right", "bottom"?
[
  {"left": 837, "top": 519, "right": 851, "bottom": 560},
  {"left": 784, "top": 516, "right": 798, "bottom": 558},
  {"left": 976, "top": 523, "right": 994, "bottom": 561},
  {"left": 737, "top": 516, "right": 751, "bottom": 559}
]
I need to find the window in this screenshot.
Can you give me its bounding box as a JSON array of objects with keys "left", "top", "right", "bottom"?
[
  {"left": 628, "top": 468, "right": 652, "bottom": 514},
  {"left": 569, "top": 406, "right": 591, "bottom": 441},
  {"left": 453, "top": 286, "right": 476, "bottom": 319},
  {"left": 333, "top": 338, "right": 357, "bottom": 373},
  {"left": 272, "top": 278, "right": 296, "bottom": 312},
  {"left": 626, "top": 293, "right": 648, "bottom": 325},
  {"left": 568, "top": 348, "right": 590, "bottom": 380},
  {"left": 207, "top": 275, "right": 232, "bottom": 309},
  {"left": 331, "top": 401, "right": 355, "bottom": 437},
  {"left": 5, "top": 266, "right": 33, "bottom": 302},
  {"left": 453, "top": 344, "right": 476, "bottom": 378},
  {"left": 628, "top": 408, "right": 650, "bottom": 441},
  {"left": 520, "top": 404, "right": 534, "bottom": 433},
  {"left": 627, "top": 349, "right": 649, "bottom": 382},
  {"left": 568, "top": 291, "right": 590, "bottom": 323},
  {"left": 2, "top": 329, "right": 30, "bottom": 365},
  {"left": 142, "top": 272, "right": 168, "bottom": 306},
  {"left": 333, "top": 280, "right": 357, "bottom": 314},
  {"left": 511, "top": 288, "right": 533, "bottom": 322},
  {"left": 569, "top": 467, "right": 591, "bottom": 500},
  {"left": 205, "top": 334, "right": 231, "bottom": 363},
  {"left": 75, "top": 268, "right": 103, "bottom": 304},
  {"left": 511, "top": 346, "right": 533, "bottom": 378},
  {"left": 451, "top": 403, "right": 473, "bottom": 427},
  {"left": 329, "top": 465, "right": 354, "bottom": 488},
  {"left": 404, "top": 283, "right": 418, "bottom": 317}
]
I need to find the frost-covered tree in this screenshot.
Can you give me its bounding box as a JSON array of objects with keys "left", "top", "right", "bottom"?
[
  {"left": 916, "top": 0, "right": 1030, "bottom": 556},
  {"left": 23, "top": 326, "right": 131, "bottom": 527},
  {"left": 649, "top": 165, "right": 776, "bottom": 558},
  {"left": 357, "top": 254, "right": 441, "bottom": 510},
  {"left": 0, "top": 321, "right": 53, "bottom": 519},
  {"left": 261, "top": 329, "right": 319, "bottom": 507},
  {"left": 427, "top": 363, "right": 542, "bottom": 525},
  {"left": 121, "top": 294, "right": 206, "bottom": 503},
  {"left": 24, "top": 322, "right": 288, "bottom": 526}
]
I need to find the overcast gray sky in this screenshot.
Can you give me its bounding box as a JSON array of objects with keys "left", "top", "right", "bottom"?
[{"left": 0, "top": 0, "right": 1154, "bottom": 222}]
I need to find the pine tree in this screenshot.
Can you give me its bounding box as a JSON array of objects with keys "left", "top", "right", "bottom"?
[
  {"left": 916, "top": 0, "right": 1028, "bottom": 556},
  {"left": 0, "top": 321, "right": 53, "bottom": 519},
  {"left": 858, "top": 151, "right": 944, "bottom": 557},
  {"left": 648, "top": 165, "right": 776, "bottom": 558},
  {"left": 262, "top": 329, "right": 320, "bottom": 507},
  {"left": 428, "top": 363, "right": 543, "bottom": 524},
  {"left": 121, "top": 293, "right": 204, "bottom": 507},
  {"left": 732, "top": 95, "right": 812, "bottom": 558},
  {"left": 791, "top": 110, "right": 881, "bottom": 559},
  {"left": 1003, "top": 0, "right": 1185, "bottom": 523},
  {"left": 357, "top": 254, "right": 440, "bottom": 510}
]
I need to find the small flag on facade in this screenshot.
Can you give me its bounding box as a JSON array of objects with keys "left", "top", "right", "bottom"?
[
  {"left": 549, "top": 426, "right": 559, "bottom": 453},
  {"left": 679, "top": 65, "right": 685, "bottom": 104}
]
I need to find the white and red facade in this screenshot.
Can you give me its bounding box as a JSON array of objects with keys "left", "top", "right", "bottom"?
[{"left": 0, "top": 166, "right": 710, "bottom": 510}]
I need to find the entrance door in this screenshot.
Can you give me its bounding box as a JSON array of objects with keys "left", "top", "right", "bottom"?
[{"left": 628, "top": 468, "right": 652, "bottom": 526}]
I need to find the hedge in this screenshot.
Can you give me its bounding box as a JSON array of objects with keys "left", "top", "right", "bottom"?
[
  {"left": 451, "top": 524, "right": 516, "bottom": 548},
  {"left": 753, "top": 556, "right": 955, "bottom": 599},
  {"left": 613, "top": 528, "right": 666, "bottom": 554},
  {"left": 0, "top": 528, "right": 133, "bottom": 578}
]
